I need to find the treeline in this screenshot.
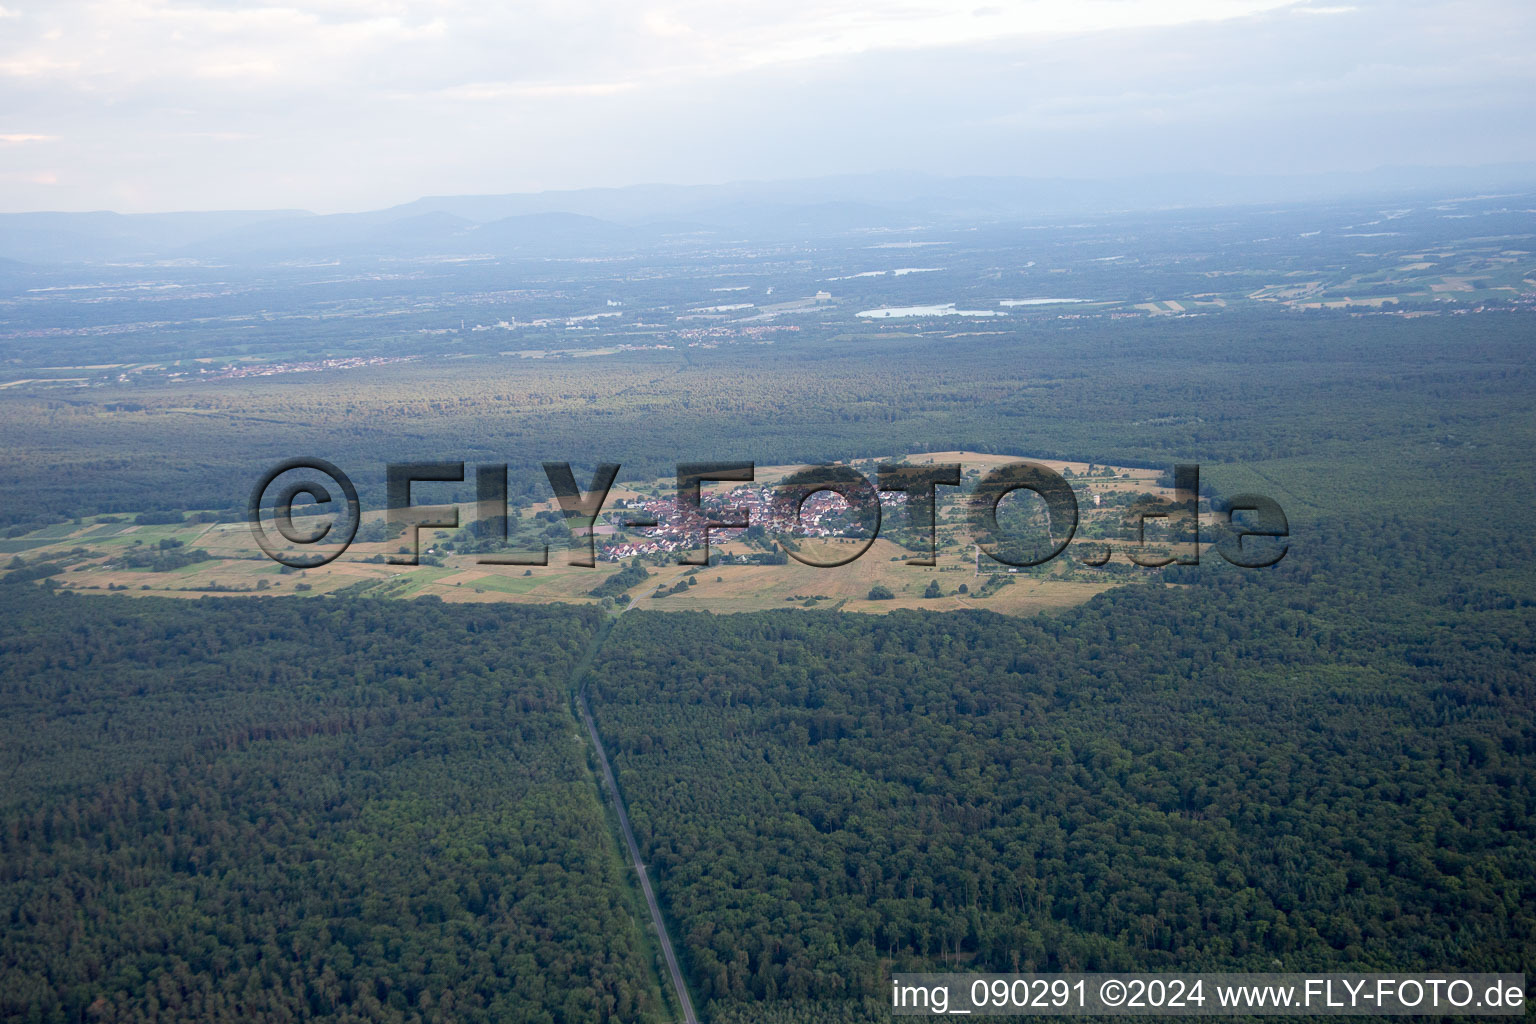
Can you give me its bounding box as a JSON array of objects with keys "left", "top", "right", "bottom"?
[{"left": 589, "top": 562, "right": 650, "bottom": 599}]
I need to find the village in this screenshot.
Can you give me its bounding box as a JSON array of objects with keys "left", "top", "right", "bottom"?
[{"left": 597, "top": 485, "right": 860, "bottom": 562}]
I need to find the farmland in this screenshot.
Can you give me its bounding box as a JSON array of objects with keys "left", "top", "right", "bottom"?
[{"left": 3, "top": 453, "right": 1186, "bottom": 617}]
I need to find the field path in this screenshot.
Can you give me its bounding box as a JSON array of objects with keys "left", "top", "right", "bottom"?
[{"left": 577, "top": 689, "right": 699, "bottom": 1024}]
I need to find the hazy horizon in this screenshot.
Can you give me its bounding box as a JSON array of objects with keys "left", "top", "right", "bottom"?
[
  {"left": 2, "top": 0, "right": 1533, "bottom": 214},
  {"left": 5, "top": 161, "right": 1536, "bottom": 222}
]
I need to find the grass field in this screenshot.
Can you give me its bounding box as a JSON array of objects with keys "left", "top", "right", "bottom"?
[{"left": 5, "top": 452, "right": 1187, "bottom": 617}]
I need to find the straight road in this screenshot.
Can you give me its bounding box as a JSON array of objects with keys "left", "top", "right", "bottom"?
[{"left": 578, "top": 691, "right": 699, "bottom": 1024}]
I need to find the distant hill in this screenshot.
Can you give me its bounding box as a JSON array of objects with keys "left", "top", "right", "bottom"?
[{"left": 3, "top": 164, "right": 1534, "bottom": 264}]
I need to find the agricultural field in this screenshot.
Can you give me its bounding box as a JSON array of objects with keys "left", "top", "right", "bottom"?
[
  {"left": 3, "top": 191, "right": 1532, "bottom": 397},
  {"left": 2, "top": 453, "right": 1197, "bottom": 617}
]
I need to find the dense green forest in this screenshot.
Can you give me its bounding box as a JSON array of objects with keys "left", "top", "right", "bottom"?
[
  {"left": 584, "top": 514, "right": 1536, "bottom": 1019},
  {"left": 2, "top": 501, "right": 1531, "bottom": 1021},
  {"left": 1, "top": 308, "right": 1530, "bottom": 529},
  {"left": 1, "top": 204, "right": 1533, "bottom": 1022},
  {"left": 0, "top": 594, "right": 673, "bottom": 1024}
]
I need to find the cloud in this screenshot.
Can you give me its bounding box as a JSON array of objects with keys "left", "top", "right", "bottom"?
[
  {"left": 0, "top": 132, "right": 56, "bottom": 143},
  {"left": 0, "top": 0, "right": 1530, "bottom": 211},
  {"left": 0, "top": 0, "right": 1311, "bottom": 92},
  {"left": 0, "top": 55, "right": 79, "bottom": 77}
]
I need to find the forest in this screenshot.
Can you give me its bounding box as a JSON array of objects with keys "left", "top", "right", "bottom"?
[
  {"left": 1, "top": 493, "right": 1531, "bottom": 1021},
  {"left": 582, "top": 510, "right": 1535, "bottom": 1019},
  {"left": 1, "top": 307, "right": 1531, "bottom": 533},
  {"left": 0, "top": 594, "right": 675, "bottom": 1024},
  {"left": 0, "top": 198, "right": 1532, "bottom": 1022}
]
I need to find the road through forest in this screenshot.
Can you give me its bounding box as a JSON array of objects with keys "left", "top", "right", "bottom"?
[{"left": 577, "top": 689, "right": 699, "bottom": 1024}]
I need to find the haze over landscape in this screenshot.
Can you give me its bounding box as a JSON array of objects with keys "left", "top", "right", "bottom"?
[
  {"left": 1, "top": 3, "right": 1533, "bottom": 1024},
  {"left": 3, "top": 0, "right": 1535, "bottom": 213}
]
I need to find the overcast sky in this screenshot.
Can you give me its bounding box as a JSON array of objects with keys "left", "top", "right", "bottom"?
[{"left": 1, "top": 0, "right": 1533, "bottom": 213}]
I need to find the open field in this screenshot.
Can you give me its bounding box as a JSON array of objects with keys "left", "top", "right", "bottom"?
[{"left": 3, "top": 452, "right": 1184, "bottom": 617}]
